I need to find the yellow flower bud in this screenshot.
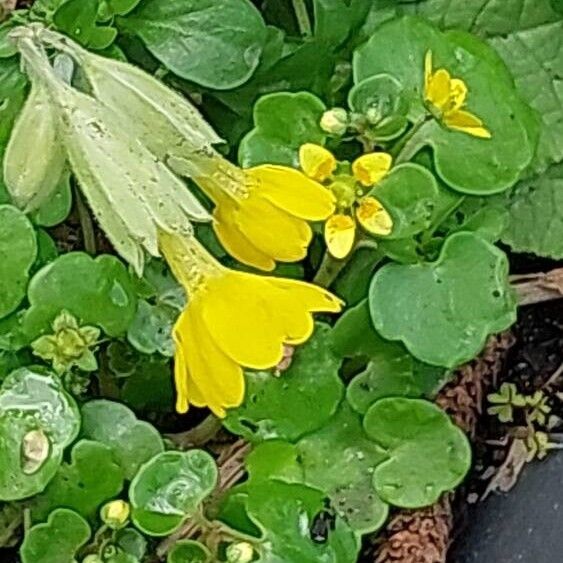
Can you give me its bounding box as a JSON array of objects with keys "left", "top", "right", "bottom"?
[
  {"left": 100, "top": 500, "right": 130, "bottom": 529},
  {"left": 226, "top": 541, "right": 255, "bottom": 563},
  {"left": 320, "top": 108, "right": 348, "bottom": 136}
]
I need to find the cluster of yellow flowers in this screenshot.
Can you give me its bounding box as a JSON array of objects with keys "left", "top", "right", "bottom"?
[
  {"left": 137, "top": 50, "right": 492, "bottom": 417},
  {"left": 12, "top": 27, "right": 490, "bottom": 418}
]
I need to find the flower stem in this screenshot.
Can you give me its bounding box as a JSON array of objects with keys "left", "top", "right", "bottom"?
[
  {"left": 292, "top": 0, "right": 312, "bottom": 38},
  {"left": 74, "top": 186, "right": 97, "bottom": 255},
  {"left": 313, "top": 252, "right": 347, "bottom": 288},
  {"left": 390, "top": 116, "right": 430, "bottom": 163}
]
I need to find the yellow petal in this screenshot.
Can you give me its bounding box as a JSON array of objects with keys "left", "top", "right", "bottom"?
[
  {"left": 245, "top": 165, "right": 335, "bottom": 221},
  {"left": 426, "top": 68, "right": 452, "bottom": 110},
  {"left": 176, "top": 303, "right": 245, "bottom": 417},
  {"left": 201, "top": 272, "right": 287, "bottom": 369},
  {"left": 237, "top": 193, "right": 312, "bottom": 262},
  {"left": 356, "top": 196, "right": 393, "bottom": 235},
  {"left": 172, "top": 327, "right": 189, "bottom": 414},
  {"left": 449, "top": 78, "right": 467, "bottom": 111},
  {"left": 269, "top": 277, "right": 344, "bottom": 315},
  {"left": 352, "top": 153, "right": 392, "bottom": 187},
  {"left": 298, "top": 143, "right": 337, "bottom": 182},
  {"left": 324, "top": 214, "right": 356, "bottom": 259},
  {"left": 445, "top": 110, "right": 492, "bottom": 139},
  {"left": 213, "top": 203, "right": 276, "bottom": 271}
]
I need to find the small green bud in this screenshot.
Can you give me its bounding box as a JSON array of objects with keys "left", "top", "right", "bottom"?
[
  {"left": 100, "top": 500, "right": 130, "bottom": 529},
  {"left": 320, "top": 108, "right": 348, "bottom": 136},
  {"left": 82, "top": 555, "right": 103, "bottom": 563},
  {"left": 226, "top": 542, "right": 255, "bottom": 563}
]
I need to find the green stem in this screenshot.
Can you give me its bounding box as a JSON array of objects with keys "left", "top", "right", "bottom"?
[
  {"left": 390, "top": 116, "right": 429, "bottom": 162},
  {"left": 74, "top": 186, "right": 97, "bottom": 255},
  {"left": 313, "top": 252, "right": 347, "bottom": 288},
  {"left": 292, "top": 0, "right": 312, "bottom": 38}
]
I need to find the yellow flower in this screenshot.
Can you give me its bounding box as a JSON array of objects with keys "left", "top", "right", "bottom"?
[
  {"left": 299, "top": 144, "right": 393, "bottom": 259},
  {"left": 159, "top": 230, "right": 342, "bottom": 417},
  {"left": 189, "top": 150, "right": 335, "bottom": 272},
  {"left": 423, "top": 50, "right": 491, "bottom": 139}
]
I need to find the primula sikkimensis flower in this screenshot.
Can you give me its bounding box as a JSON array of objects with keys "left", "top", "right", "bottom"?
[
  {"left": 424, "top": 50, "right": 491, "bottom": 139},
  {"left": 177, "top": 150, "right": 336, "bottom": 272},
  {"left": 159, "top": 230, "right": 343, "bottom": 417},
  {"left": 299, "top": 144, "right": 393, "bottom": 259}
]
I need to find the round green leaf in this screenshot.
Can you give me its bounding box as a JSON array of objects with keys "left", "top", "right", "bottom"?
[
  {"left": 239, "top": 91, "right": 327, "bottom": 167},
  {"left": 0, "top": 205, "right": 37, "bottom": 320},
  {"left": 167, "top": 540, "right": 212, "bottom": 563},
  {"left": 353, "top": 16, "right": 536, "bottom": 193},
  {"left": 332, "top": 300, "right": 446, "bottom": 414},
  {"left": 348, "top": 74, "right": 409, "bottom": 141},
  {"left": 0, "top": 367, "right": 80, "bottom": 501},
  {"left": 372, "top": 163, "right": 440, "bottom": 239},
  {"left": 130, "top": 450, "right": 218, "bottom": 536},
  {"left": 296, "top": 402, "right": 389, "bottom": 533},
  {"left": 20, "top": 508, "right": 90, "bottom": 563},
  {"left": 81, "top": 400, "right": 164, "bottom": 479},
  {"left": 32, "top": 440, "right": 125, "bottom": 522},
  {"left": 119, "top": 0, "right": 267, "bottom": 89},
  {"left": 245, "top": 480, "right": 360, "bottom": 563},
  {"left": 115, "top": 527, "right": 147, "bottom": 560},
  {"left": 364, "top": 397, "right": 471, "bottom": 507},
  {"left": 369, "top": 232, "right": 516, "bottom": 367},
  {"left": 22, "top": 253, "right": 138, "bottom": 342},
  {"left": 223, "top": 324, "right": 344, "bottom": 443}
]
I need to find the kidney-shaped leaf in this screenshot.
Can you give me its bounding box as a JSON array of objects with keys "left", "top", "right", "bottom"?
[
  {"left": 130, "top": 450, "right": 218, "bottom": 536},
  {"left": 81, "top": 400, "right": 164, "bottom": 479},
  {"left": 20, "top": 508, "right": 90, "bottom": 563},
  {"left": 167, "top": 540, "right": 212, "bottom": 563},
  {"left": 22, "top": 253, "right": 138, "bottom": 343},
  {"left": 31, "top": 439, "right": 125, "bottom": 522},
  {"left": 223, "top": 324, "right": 344, "bottom": 443},
  {"left": 238, "top": 91, "right": 326, "bottom": 167},
  {"left": 119, "top": 0, "right": 267, "bottom": 89},
  {"left": 0, "top": 367, "right": 80, "bottom": 501},
  {"left": 369, "top": 232, "right": 516, "bottom": 367},
  {"left": 364, "top": 397, "right": 471, "bottom": 508},
  {"left": 353, "top": 16, "right": 537, "bottom": 194},
  {"left": 0, "top": 205, "right": 37, "bottom": 320}
]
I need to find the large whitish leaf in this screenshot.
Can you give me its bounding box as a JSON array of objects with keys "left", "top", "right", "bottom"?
[
  {"left": 119, "top": 0, "right": 268, "bottom": 89},
  {"left": 3, "top": 81, "right": 66, "bottom": 212}
]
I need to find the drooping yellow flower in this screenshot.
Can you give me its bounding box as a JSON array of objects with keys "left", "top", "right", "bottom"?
[
  {"left": 299, "top": 144, "right": 393, "bottom": 259},
  {"left": 159, "top": 230, "right": 343, "bottom": 417},
  {"left": 423, "top": 50, "right": 491, "bottom": 139},
  {"left": 177, "top": 149, "right": 336, "bottom": 272}
]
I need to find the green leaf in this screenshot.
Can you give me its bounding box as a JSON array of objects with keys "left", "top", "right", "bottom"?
[
  {"left": 223, "top": 324, "right": 344, "bottom": 443},
  {"left": 81, "top": 400, "right": 164, "bottom": 480},
  {"left": 245, "top": 480, "right": 360, "bottom": 563},
  {"left": 0, "top": 367, "right": 80, "bottom": 501},
  {"left": 127, "top": 300, "right": 176, "bottom": 357},
  {"left": 364, "top": 397, "right": 471, "bottom": 507},
  {"left": 372, "top": 163, "right": 440, "bottom": 239},
  {"left": 294, "top": 402, "right": 389, "bottom": 533},
  {"left": 20, "top": 508, "right": 90, "bottom": 563},
  {"left": 167, "top": 540, "right": 212, "bottom": 563},
  {"left": 369, "top": 232, "right": 516, "bottom": 367},
  {"left": 130, "top": 450, "right": 218, "bottom": 536},
  {"left": 313, "top": 0, "right": 372, "bottom": 48},
  {"left": 402, "top": 0, "right": 561, "bottom": 37},
  {"left": 500, "top": 163, "right": 563, "bottom": 258},
  {"left": 53, "top": 0, "right": 117, "bottom": 50},
  {"left": 31, "top": 173, "right": 72, "bottom": 228},
  {"left": 238, "top": 91, "right": 326, "bottom": 167},
  {"left": 23, "top": 253, "right": 138, "bottom": 343},
  {"left": 332, "top": 300, "right": 446, "bottom": 414},
  {"left": 31, "top": 440, "right": 125, "bottom": 522},
  {"left": 0, "top": 205, "right": 37, "bottom": 320},
  {"left": 115, "top": 527, "right": 147, "bottom": 560},
  {"left": 353, "top": 16, "right": 536, "bottom": 194},
  {"left": 119, "top": 0, "right": 267, "bottom": 89}
]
